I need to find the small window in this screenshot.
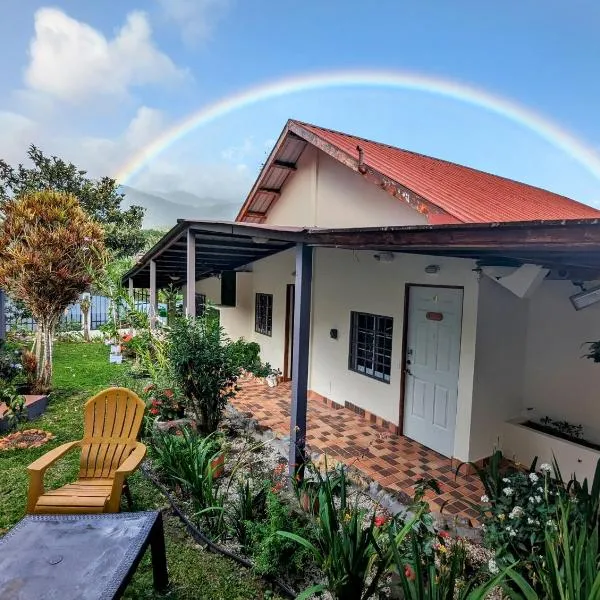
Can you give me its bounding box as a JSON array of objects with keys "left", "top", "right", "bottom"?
[
  {"left": 349, "top": 311, "right": 393, "bottom": 383},
  {"left": 255, "top": 293, "right": 273, "bottom": 336},
  {"left": 195, "top": 293, "right": 206, "bottom": 317}
]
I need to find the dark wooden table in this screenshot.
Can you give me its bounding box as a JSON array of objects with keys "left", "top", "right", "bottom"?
[{"left": 0, "top": 511, "right": 168, "bottom": 600}]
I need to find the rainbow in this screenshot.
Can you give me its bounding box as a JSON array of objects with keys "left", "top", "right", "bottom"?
[{"left": 115, "top": 69, "right": 600, "bottom": 185}]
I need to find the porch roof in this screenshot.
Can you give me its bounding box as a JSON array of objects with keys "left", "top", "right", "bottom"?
[
  {"left": 123, "top": 220, "right": 306, "bottom": 288},
  {"left": 123, "top": 218, "right": 600, "bottom": 288}
]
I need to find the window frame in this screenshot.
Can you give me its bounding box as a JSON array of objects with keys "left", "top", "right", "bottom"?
[
  {"left": 255, "top": 293, "right": 273, "bottom": 336},
  {"left": 348, "top": 311, "right": 393, "bottom": 383}
]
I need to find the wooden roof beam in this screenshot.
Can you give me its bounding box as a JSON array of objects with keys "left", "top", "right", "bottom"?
[{"left": 272, "top": 160, "right": 297, "bottom": 171}]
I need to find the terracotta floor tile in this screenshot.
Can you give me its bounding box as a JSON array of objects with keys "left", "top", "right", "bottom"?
[{"left": 231, "top": 378, "right": 483, "bottom": 522}]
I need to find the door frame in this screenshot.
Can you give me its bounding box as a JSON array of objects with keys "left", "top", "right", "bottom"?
[
  {"left": 283, "top": 283, "right": 295, "bottom": 381},
  {"left": 398, "top": 283, "right": 465, "bottom": 437}
]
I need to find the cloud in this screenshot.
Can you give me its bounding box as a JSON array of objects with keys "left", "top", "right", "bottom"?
[
  {"left": 24, "top": 8, "right": 187, "bottom": 103},
  {"left": 158, "top": 0, "right": 231, "bottom": 45},
  {"left": 221, "top": 137, "right": 254, "bottom": 162}
]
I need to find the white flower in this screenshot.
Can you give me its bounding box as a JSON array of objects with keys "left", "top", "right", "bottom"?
[
  {"left": 503, "top": 487, "right": 514, "bottom": 496},
  {"left": 502, "top": 477, "right": 511, "bottom": 483},
  {"left": 540, "top": 463, "right": 552, "bottom": 474},
  {"left": 509, "top": 506, "right": 524, "bottom": 519},
  {"left": 537, "top": 487, "right": 544, "bottom": 493},
  {"left": 546, "top": 519, "right": 556, "bottom": 529},
  {"left": 527, "top": 517, "right": 535, "bottom": 524},
  {"left": 481, "top": 523, "right": 487, "bottom": 531},
  {"left": 480, "top": 494, "right": 489, "bottom": 503},
  {"left": 529, "top": 473, "right": 539, "bottom": 484},
  {"left": 505, "top": 526, "right": 517, "bottom": 537},
  {"left": 534, "top": 495, "right": 542, "bottom": 503},
  {"left": 528, "top": 497, "right": 535, "bottom": 504},
  {"left": 488, "top": 558, "right": 499, "bottom": 575}
]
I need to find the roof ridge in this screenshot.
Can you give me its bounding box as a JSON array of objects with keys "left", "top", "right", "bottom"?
[{"left": 291, "top": 120, "right": 593, "bottom": 207}]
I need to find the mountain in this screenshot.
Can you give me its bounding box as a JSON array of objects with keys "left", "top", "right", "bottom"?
[{"left": 119, "top": 185, "right": 239, "bottom": 228}]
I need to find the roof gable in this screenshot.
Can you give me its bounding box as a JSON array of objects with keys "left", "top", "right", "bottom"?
[{"left": 236, "top": 120, "right": 600, "bottom": 224}]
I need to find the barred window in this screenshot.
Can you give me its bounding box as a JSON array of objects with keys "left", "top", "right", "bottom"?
[
  {"left": 349, "top": 312, "right": 393, "bottom": 383},
  {"left": 255, "top": 293, "right": 273, "bottom": 336}
]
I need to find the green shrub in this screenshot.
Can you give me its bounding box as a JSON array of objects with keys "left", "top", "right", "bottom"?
[
  {"left": 278, "top": 463, "right": 396, "bottom": 600},
  {"left": 247, "top": 491, "right": 315, "bottom": 578},
  {"left": 227, "top": 478, "right": 268, "bottom": 551},
  {"left": 151, "top": 427, "right": 225, "bottom": 536},
  {"left": 168, "top": 316, "right": 242, "bottom": 435}
]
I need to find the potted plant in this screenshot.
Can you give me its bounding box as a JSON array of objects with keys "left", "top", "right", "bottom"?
[
  {"left": 144, "top": 385, "right": 187, "bottom": 431},
  {"left": 265, "top": 367, "right": 282, "bottom": 388}
]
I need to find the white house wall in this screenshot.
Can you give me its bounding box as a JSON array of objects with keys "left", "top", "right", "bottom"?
[
  {"left": 469, "top": 277, "right": 529, "bottom": 462},
  {"left": 309, "top": 248, "right": 479, "bottom": 461},
  {"left": 523, "top": 280, "right": 600, "bottom": 441},
  {"left": 264, "top": 146, "right": 428, "bottom": 228},
  {"left": 195, "top": 250, "right": 295, "bottom": 372}
]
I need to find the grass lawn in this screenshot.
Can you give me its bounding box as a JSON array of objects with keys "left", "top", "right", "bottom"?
[{"left": 0, "top": 341, "right": 281, "bottom": 600}]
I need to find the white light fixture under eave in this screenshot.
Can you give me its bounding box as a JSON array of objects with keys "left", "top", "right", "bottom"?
[
  {"left": 251, "top": 236, "right": 270, "bottom": 244},
  {"left": 570, "top": 284, "right": 600, "bottom": 310},
  {"left": 168, "top": 274, "right": 181, "bottom": 281}
]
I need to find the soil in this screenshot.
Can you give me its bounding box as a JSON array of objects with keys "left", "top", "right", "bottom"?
[
  {"left": 524, "top": 420, "right": 600, "bottom": 452},
  {"left": 0, "top": 429, "right": 55, "bottom": 451}
]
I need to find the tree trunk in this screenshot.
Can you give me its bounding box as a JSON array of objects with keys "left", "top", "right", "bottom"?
[{"left": 34, "top": 316, "right": 56, "bottom": 393}]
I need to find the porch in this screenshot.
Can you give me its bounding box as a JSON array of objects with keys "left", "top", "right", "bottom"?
[{"left": 232, "top": 378, "right": 483, "bottom": 522}]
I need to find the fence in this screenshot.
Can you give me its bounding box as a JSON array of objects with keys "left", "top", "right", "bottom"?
[{"left": 5, "top": 295, "right": 112, "bottom": 333}]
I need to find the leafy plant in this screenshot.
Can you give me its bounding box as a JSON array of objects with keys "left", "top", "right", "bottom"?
[
  {"left": 540, "top": 416, "right": 584, "bottom": 440},
  {"left": 167, "top": 316, "right": 242, "bottom": 435},
  {"left": 278, "top": 462, "right": 399, "bottom": 600},
  {"left": 506, "top": 498, "right": 600, "bottom": 600},
  {"left": 144, "top": 384, "right": 185, "bottom": 421},
  {"left": 461, "top": 451, "right": 565, "bottom": 564},
  {"left": 247, "top": 490, "right": 315, "bottom": 579},
  {"left": 0, "top": 340, "right": 24, "bottom": 385},
  {"left": 227, "top": 478, "right": 267, "bottom": 551},
  {"left": 0, "top": 191, "right": 106, "bottom": 391},
  {"left": 389, "top": 531, "right": 508, "bottom": 600},
  {"left": 151, "top": 426, "right": 225, "bottom": 536},
  {"left": 0, "top": 385, "right": 27, "bottom": 431}
]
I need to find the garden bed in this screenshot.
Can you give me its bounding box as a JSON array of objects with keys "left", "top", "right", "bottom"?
[
  {"left": 0, "top": 394, "right": 48, "bottom": 433},
  {"left": 523, "top": 419, "right": 600, "bottom": 451}
]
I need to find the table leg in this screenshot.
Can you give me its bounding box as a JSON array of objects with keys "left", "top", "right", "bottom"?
[{"left": 150, "top": 512, "right": 169, "bottom": 592}]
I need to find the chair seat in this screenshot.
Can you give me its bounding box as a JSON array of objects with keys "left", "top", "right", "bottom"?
[{"left": 33, "top": 479, "right": 113, "bottom": 514}]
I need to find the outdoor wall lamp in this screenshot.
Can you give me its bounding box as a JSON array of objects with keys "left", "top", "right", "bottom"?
[{"left": 373, "top": 252, "right": 394, "bottom": 263}]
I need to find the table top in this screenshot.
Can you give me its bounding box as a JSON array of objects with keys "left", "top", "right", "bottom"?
[{"left": 0, "top": 512, "right": 160, "bottom": 600}]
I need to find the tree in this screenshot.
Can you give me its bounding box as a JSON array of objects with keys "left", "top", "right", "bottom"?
[
  {"left": 0, "top": 145, "right": 145, "bottom": 258},
  {"left": 0, "top": 191, "right": 105, "bottom": 391}
]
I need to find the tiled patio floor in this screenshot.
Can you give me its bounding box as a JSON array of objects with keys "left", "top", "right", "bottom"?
[{"left": 231, "top": 378, "right": 483, "bottom": 522}]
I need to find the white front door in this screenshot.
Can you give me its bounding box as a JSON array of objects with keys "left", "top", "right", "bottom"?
[{"left": 403, "top": 286, "right": 463, "bottom": 457}]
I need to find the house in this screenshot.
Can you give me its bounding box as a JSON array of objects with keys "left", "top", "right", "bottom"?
[{"left": 124, "top": 120, "right": 600, "bottom": 481}]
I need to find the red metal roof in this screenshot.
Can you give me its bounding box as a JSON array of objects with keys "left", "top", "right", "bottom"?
[{"left": 296, "top": 121, "right": 600, "bottom": 224}]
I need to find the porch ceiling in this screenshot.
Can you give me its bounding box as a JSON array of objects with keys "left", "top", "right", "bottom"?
[{"left": 123, "top": 221, "right": 306, "bottom": 288}]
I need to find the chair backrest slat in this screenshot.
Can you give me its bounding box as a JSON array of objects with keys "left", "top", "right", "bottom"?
[{"left": 79, "top": 388, "right": 145, "bottom": 479}]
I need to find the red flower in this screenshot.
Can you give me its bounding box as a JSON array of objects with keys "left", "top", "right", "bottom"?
[
  {"left": 163, "top": 389, "right": 174, "bottom": 399},
  {"left": 374, "top": 515, "right": 386, "bottom": 528},
  {"left": 121, "top": 334, "right": 133, "bottom": 343},
  {"left": 143, "top": 384, "right": 155, "bottom": 393},
  {"left": 438, "top": 530, "right": 450, "bottom": 539},
  {"left": 151, "top": 400, "right": 160, "bottom": 407},
  {"left": 149, "top": 408, "right": 159, "bottom": 415},
  {"left": 404, "top": 565, "right": 416, "bottom": 581}
]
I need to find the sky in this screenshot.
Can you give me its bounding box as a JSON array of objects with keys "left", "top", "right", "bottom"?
[{"left": 1, "top": 0, "right": 600, "bottom": 209}]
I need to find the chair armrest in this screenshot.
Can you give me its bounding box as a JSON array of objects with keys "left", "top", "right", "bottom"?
[
  {"left": 115, "top": 442, "right": 147, "bottom": 478},
  {"left": 26, "top": 440, "right": 81, "bottom": 513},
  {"left": 107, "top": 442, "right": 146, "bottom": 513},
  {"left": 27, "top": 440, "right": 81, "bottom": 474}
]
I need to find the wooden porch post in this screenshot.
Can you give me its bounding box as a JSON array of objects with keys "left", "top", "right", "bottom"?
[
  {"left": 186, "top": 229, "right": 196, "bottom": 318},
  {"left": 289, "top": 243, "right": 313, "bottom": 480},
  {"left": 128, "top": 278, "right": 134, "bottom": 300},
  {"left": 149, "top": 260, "right": 157, "bottom": 329},
  {"left": 0, "top": 289, "right": 5, "bottom": 341}
]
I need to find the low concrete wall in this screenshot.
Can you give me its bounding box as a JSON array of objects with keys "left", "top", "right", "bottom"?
[
  {"left": 0, "top": 394, "right": 49, "bottom": 433},
  {"left": 503, "top": 419, "right": 600, "bottom": 482}
]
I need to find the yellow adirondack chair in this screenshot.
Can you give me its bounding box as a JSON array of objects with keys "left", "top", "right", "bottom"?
[{"left": 26, "top": 387, "right": 147, "bottom": 514}]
